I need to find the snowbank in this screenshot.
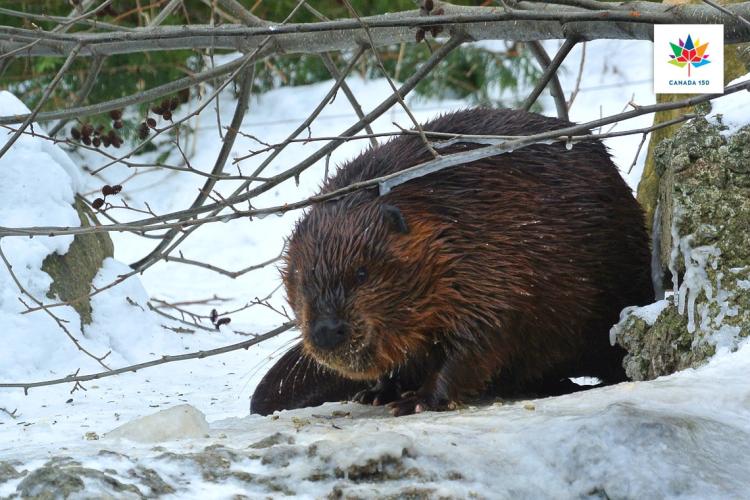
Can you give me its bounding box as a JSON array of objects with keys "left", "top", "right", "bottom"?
[{"left": 0, "top": 92, "right": 179, "bottom": 381}]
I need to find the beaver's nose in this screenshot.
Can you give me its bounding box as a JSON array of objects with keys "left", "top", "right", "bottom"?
[{"left": 310, "top": 318, "right": 348, "bottom": 351}]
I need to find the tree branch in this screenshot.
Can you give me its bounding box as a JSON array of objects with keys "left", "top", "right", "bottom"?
[
  {"left": 0, "top": 44, "right": 82, "bottom": 159},
  {"left": 0, "top": 54, "right": 249, "bottom": 126},
  {"left": 2, "top": 2, "right": 750, "bottom": 58},
  {"left": 524, "top": 38, "right": 578, "bottom": 121},
  {"left": 0, "top": 322, "right": 294, "bottom": 393},
  {"left": 0, "top": 75, "right": 743, "bottom": 241}
]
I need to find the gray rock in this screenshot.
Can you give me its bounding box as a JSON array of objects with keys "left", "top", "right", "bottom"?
[
  {"left": 0, "top": 460, "right": 23, "bottom": 482},
  {"left": 15, "top": 457, "right": 144, "bottom": 499}
]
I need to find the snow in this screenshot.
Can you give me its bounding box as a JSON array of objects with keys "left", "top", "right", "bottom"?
[
  {"left": 709, "top": 72, "right": 750, "bottom": 135},
  {"left": 633, "top": 299, "right": 670, "bottom": 326},
  {"left": 1, "top": 39, "right": 749, "bottom": 498},
  {"left": 608, "top": 299, "right": 671, "bottom": 347},
  {"left": 0, "top": 93, "right": 87, "bottom": 381},
  {"left": 3, "top": 342, "right": 750, "bottom": 497}
]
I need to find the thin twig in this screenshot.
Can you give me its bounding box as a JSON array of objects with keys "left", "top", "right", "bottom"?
[
  {"left": 216, "top": 0, "right": 268, "bottom": 26},
  {"left": 150, "top": 0, "right": 184, "bottom": 26},
  {"left": 230, "top": 46, "right": 367, "bottom": 168},
  {"left": 47, "top": 55, "right": 106, "bottom": 137},
  {"left": 132, "top": 64, "right": 256, "bottom": 267},
  {"left": 0, "top": 54, "right": 250, "bottom": 126},
  {"left": 319, "top": 53, "right": 379, "bottom": 149},
  {"left": 0, "top": 322, "right": 294, "bottom": 393},
  {"left": 523, "top": 38, "right": 577, "bottom": 120},
  {"left": 566, "top": 41, "right": 586, "bottom": 111},
  {"left": 0, "top": 6, "right": 133, "bottom": 33},
  {"left": 701, "top": 0, "right": 750, "bottom": 28},
  {"left": 342, "top": 0, "right": 439, "bottom": 158},
  {"left": 0, "top": 407, "right": 18, "bottom": 419},
  {"left": 148, "top": 303, "right": 216, "bottom": 332},
  {"left": 0, "top": 43, "right": 82, "bottom": 159},
  {"left": 162, "top": 248, "right": 283, "bottom": 279},
  {"left": 129, "top": 0, "right": 308, "bottom": 271},
  {"left": 2, "top": 78, "right": 744, "bottom": 241}
]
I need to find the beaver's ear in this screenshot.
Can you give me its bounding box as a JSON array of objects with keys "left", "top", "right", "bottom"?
[{"left": 381, "top": 204, "right": 409, "bottom": 234}]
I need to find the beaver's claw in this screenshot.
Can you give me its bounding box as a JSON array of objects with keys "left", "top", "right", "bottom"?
[
  {"left": 386, "top": 391, "right": 456, "bottom": 416},
  {"left": 353, "top": 378, "right": 401, "bottom": 406}
]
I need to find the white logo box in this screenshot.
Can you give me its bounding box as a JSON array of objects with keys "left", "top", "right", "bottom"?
[{"left": 654, "top": 24, "right": 724, "bottom": 94}]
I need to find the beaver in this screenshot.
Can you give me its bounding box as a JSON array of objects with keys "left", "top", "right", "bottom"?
[{"left": 250, "top": 108, "right": 652, "bottom": 416}]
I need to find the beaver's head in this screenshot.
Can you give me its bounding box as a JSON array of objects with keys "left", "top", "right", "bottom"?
[{"left": 282, "top": 199, "right": 453, "bottom": 380}]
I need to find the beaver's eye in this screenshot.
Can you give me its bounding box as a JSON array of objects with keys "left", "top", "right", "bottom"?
[{"left": 355, "top": 266, "right": 368, "bottom": 285}]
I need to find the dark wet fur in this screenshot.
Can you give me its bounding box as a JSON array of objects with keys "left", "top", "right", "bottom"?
[
  {"left": 251, "top": 108, "right": 653, "bottom": 416},
  {"left": 250, "top": 343, "right": 368, "bottom": 415}
]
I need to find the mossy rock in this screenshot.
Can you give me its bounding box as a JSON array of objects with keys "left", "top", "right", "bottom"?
[
  {"left": 42, "top": 195, "right": 113, "bottom": 325},
  {"left": 614, "top": 117, "right": 750, "bottom": 380},
  {"left": 616, "top": 303, "right": 718, "bottom": 380},
  {"left": 16, "top": 457, "right": 146, "bottom": 499}
]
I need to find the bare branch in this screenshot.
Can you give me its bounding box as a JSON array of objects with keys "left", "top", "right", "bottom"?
[
  {"left": 524, "top": 38, "right": 578, "bottom": 121},
  {"left": 162, "top": 248, "right": 283, "bottom": 279},
  {"left": 150, "top": 0, "right": 184, "bottom": 26},
  {"left": 0, "top": 407, "right": 17, "bottom": 419},
  {"left": 566, "top": 41, "right": 586, "bottom": 111},
  {"left": 47, "top": 56, "right": 106, "bottom": 137},
  {"left": 131, "top": 65, "right": 255, "bottom": 268},
  {"left": 0, "top": 6, "right": 134, "bottom": 33},
  {"left": 342, "top": 0, "right": 439, "bottom": 158},
  {"left": 215, "top": 0, "right": 268, "bottom": 27},
  {"left": 319, "top": 53, "right": 379, "bottom": 150},
  {"left": 0, "top": 44, "right": 82, "bottom": 159},
  {"left": 701, "top": 0, "right": 750, "bottom": 29},
  {"left": 3, "top": 2, "right": 750, "bottom": 58},
  {"left": 0, "top": 322, "right": 294, "bottom": 393},
  {"left": 128, "top": 0, "right": 308, "bottom": 271},
  {"left": 0, "top": 52, "right": 257, "bottom": 127}
]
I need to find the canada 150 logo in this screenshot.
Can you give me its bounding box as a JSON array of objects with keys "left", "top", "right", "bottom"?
[
  {"left": 668, "top": 34, "right": 710, "bottom": 78},
  {"left": 654, "top": 24, "right": 724, "bottom": 94}
]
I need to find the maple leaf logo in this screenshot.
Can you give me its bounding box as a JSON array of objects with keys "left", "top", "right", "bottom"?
[{"left": 668, "top": 34, "right": 710, "bottom": 78}]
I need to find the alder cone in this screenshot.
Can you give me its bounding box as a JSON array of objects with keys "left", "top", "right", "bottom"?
[{"left": 251, "top": 108, "right": 653, "bottom": 416}]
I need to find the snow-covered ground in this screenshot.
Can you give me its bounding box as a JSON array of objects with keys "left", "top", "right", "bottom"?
[{"left": 1, "top": 40, "right": 749, "bottom": 498}]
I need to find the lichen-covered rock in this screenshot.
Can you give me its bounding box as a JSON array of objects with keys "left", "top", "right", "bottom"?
[
  {"left": 614, "top": 116, "right": 750, "bottom": 380},
  {"left": 15, "top": 457, "right": 145, "bottom": 499},
  {"left": 0, "top": 460, "right": 23, "bottom": 482},
  {"left": 41, "top": 195, "right": 113, "bottom": 326}
]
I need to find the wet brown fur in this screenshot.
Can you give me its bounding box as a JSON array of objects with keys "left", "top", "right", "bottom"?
[{"left": 250, "top": 108, "right": 652, "bottom": 416}]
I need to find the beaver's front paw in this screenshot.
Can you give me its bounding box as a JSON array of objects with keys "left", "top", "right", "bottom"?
[
  {"left": 386, "top": 391, "right": 456, "bottom": 416},
  {"left": 353, "top": 378, "right": 401, "bottom": 406}
]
